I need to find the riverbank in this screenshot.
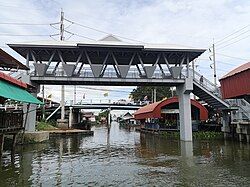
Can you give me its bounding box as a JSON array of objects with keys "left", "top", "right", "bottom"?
[{"left": 139, "top": 128, "right": 224, "bottom": 140}]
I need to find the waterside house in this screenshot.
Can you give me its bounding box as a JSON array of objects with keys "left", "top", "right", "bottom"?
[{"left": 134, "top": 97, "right": 208, "bottom": 132}]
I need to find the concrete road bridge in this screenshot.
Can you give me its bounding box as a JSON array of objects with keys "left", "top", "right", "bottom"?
[
  {"left": 8, "top": 35, "right": 232, "bottom": 142},
  {"left": 67, "top": 103, "right": 141, "bottom": 110}
]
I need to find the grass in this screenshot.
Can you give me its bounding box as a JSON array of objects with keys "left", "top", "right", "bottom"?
[{"left": 36, "top": 121, "right": 58, "bottom": 131}]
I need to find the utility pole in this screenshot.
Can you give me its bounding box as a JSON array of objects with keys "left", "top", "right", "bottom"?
[
  {"left": 74, "top": 86, "right": 76, "bottom": 104},
  {"left": 42, "top": 85, "right": 45, "bottom": 120},
  {"left": 60, "top": 9, "right": 65, "bottom": 120},
  {"left": 154, "top": 87, "right": 156, "bottom": 102},
  {"left": 212, "top": 43, "right": 217, "bottom": 87},
  {"left": 171, "top": 87, "right": 174, "bottom": 97},
  {"left": 192, "top": 60, "right": 195, "bottom": 77}
]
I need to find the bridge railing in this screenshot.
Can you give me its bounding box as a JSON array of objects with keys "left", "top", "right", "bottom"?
[
  {"left": 31, "top": 66, "right": 180, "bottom": 79},
  {"left": 65, "top": 99, "right": 145, "bottom": 106},
  {"left": 190, "top": 69, "right": 220, "bottom": 95}
]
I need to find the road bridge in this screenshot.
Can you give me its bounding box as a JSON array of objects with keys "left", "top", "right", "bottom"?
[
  {"left": 8, "top": 35, "right": 206, "bottom": 142},
  {"left": 67, "top": 103, "right": 141, "bottom": 110}
]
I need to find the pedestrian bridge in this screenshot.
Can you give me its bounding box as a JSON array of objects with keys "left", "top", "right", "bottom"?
[
  {"left": 8, "top": 35, "right": 204, "bottom": 87},
  {"left": 8, "top": 35, "right": 208, "bottom": 142}
]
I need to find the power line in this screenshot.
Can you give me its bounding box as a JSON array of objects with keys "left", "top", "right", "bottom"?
[
  {"left": 64, "top": 17, "right": 144, "bottom": 43},
  {"left": 0, "top": 22, "right": 55, "bottom": 25},
  {"left": 0, "top": 33, "right": 55, "bottom": 37},
  {"left": 198, "top": 66, "right": 228, "bottom": 72},
  {"left": 196, "top": 58, "right": 237, "bottom": 66},
  {"left": 216, "top": 60, "right": 236, "bottom": 67},
  {"left": 217, "top": 33, "right": 250, "bottom": 50},
  {"left": 216, "top": 29, "right": 250, "bottom": 47},
  {"left": 64, "top": 30, "right": 96, "bottom": 41},
  {"left": 215, "top": 24, "right": 250, "bottom": 45},
  {"left": 78, "top": 86, "right": 131, "bottom": 93},
  {"left": 216, "top": 53, "right": 249, "bottom": 61}
]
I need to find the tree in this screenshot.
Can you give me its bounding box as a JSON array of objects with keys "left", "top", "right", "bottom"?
[{"left": 130, "top": 86, "right": 175, "bottom": 102}]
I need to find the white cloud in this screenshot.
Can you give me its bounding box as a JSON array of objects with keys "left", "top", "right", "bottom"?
[{"left": 1, "top": 0, "right": 250, "bottom": 102}]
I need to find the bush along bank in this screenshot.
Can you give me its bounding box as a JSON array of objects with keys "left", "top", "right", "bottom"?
[
  {"left": 162, "top": 131, "right": 224, "bottom": 140},
  {"left": 36, "top": 121, "right": 58, "bottom": 131}
]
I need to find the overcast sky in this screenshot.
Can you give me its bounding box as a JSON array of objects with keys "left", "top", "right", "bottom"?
[{"left": 0, "top": 0, "right": 250, "bottom": 103}]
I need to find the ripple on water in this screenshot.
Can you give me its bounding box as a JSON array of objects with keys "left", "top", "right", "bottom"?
[{"left": 0, "top": 123, "right": 250, "bottom": 186}]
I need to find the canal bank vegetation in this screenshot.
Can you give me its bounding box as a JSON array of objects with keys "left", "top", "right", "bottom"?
[
  {"left": 36, "top": 121, "right": 58, "bottom": 131},
  {"left": 130, "top": 86, "right": 174, "bottom": 102},
  {"left": 162, "top": 131, "right": 224, "bottom": 140},
  {"left": 95, "top": 110, "right": 110, "bottom": 124}
]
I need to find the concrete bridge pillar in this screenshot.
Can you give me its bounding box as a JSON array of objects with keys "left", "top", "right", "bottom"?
[
  {"left": 23, "top": 103, "right": 37, "bottom": 132},
  {"left": 21, "top": 74, "right": 39, "bottom": 132},
  {"left": 221, "top": 110, "right": 231, "bottom": 138},
  {"left": 176, "top": 77, "right": 193, "bottom": 142}
]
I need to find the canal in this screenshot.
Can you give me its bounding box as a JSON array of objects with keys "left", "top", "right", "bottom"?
[{"left": 0, "top": 122, "right": 250, "bottom": 186}]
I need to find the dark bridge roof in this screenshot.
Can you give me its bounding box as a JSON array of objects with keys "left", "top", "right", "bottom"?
[{"left": 8, "top": 38, "right": 205, "bottom": 64}]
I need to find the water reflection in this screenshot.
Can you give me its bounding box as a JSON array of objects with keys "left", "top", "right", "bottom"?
[
  {"left": 0, "top": 122, "right": 249, "bottom": 186},
  {"left": 180, "top": 141, "right": 193, "bottom": 157}
]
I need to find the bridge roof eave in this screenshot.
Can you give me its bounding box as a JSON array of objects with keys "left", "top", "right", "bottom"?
[
  {"left": 8, "top": 40, "right": 206, "bottom": 63},
  {"left": 30, "top": 77, "right": 185, "bottom": 86}
]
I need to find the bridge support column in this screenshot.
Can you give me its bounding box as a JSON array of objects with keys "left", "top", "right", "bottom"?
[
  {"left": 20, "top": 74, "right": 39, "bottom": 132},
  {"left": 177, "top": 77, "right": 193, "bottom": 142},
  {"left": 221, "top": 110, "right": 231, "bottom": 138},
  {"left": 23, "top": 103, "right": 37, "bottom": 132}
]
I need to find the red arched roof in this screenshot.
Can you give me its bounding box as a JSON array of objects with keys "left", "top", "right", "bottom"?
[{"left": 134, "top": 97, "right": 208, "bottom": 120}]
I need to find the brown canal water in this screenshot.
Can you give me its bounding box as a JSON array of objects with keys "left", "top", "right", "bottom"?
[{"left": 0, "top": 122, "right": 250, "bottom": 186}]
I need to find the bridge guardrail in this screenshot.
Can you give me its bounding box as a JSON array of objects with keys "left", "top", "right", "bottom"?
[{"left": 31, "top": 66, "right": 177, "bottom": 79}]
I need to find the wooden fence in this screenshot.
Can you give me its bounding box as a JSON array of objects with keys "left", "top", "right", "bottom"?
[{"left": 0, "top": 110, "right": 24, "bottom": 132}]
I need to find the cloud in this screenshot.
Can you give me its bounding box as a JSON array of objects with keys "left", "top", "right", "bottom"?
[{"left": 1, "top": 0, "right": 250, "bottom": 102}]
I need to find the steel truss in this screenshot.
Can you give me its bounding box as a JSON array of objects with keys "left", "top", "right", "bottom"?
[{"left": 27, "top": 49, "right": 190, "bottom": 80}]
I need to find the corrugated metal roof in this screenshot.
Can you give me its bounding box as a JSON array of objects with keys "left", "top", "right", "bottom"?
[
  {"left": 134, "top": 97, "right": 208, "bottom": 120},
  {"left": 8, "top": 35, "right": 205, "bottom": 52},
  {"left": 134, "top": 100, "right": 162, "bottom": 115},
  {"left": 220, "top": 62, "right": 250, "bottom": 80},
  {"left": 0, "top": 71, "right": 27, "bottom": 88},
  {"left": 0, "top": 48, "right": 29, "bottom": 70}
]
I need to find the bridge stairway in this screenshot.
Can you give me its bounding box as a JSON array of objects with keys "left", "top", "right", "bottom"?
[
  {"left": 191, "top": 69, "right": 250, "bottom": 121},
  {"left": 227, "top": 99, "right": 250, "bottom": 121},
  {"left": 191, "top": 69, "right": 230, "bottom": 110}
]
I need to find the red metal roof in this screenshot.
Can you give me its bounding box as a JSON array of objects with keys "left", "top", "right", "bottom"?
[
  {"left": 134, "top": 97, "right": 208, "bottom": 120},
  {"left": 219, "top": 62, "right": 250, "bottom": 99},
  {"left": 0, "top": 72, "right": 27, "bottom": 89},
  {"left": 0, "top": 48, "right": 29, "bottom": 70},
  {"left": 220, "top": 62, "right": 250, "bottom": 80}
]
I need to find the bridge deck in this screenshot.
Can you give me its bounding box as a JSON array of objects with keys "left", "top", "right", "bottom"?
[{"left": 30, "top": 76, "right": 185, "bottom": 86}]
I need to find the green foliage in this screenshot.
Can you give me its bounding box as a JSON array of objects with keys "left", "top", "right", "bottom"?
[
  {"left": 95, "top": 110, "right": 109, "bottom": 122},
  {"left": 162, "top": 132, "right": 180, "bottom": 139},
  {"left": 36, "top": 121, "right": 58, "bottom": 131},
  {"left": 193, "top": 131, "right": 223, "bottom": 139},
  {"left": 162, "top": 131, "right": 223, "bottom": 140},
  {"left": 130, "top": 86, "right": 174, "bottom": 102}
]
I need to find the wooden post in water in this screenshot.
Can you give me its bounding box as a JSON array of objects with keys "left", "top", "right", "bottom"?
[
  {"left": 12, "top": 134, "right": 17, "bottom": 152},
  {"left": 0, "top": 134, "right": 4, "bottom": 157},
  {"left": 107, "top": 108, "right": 111, "bottom": 132}
]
